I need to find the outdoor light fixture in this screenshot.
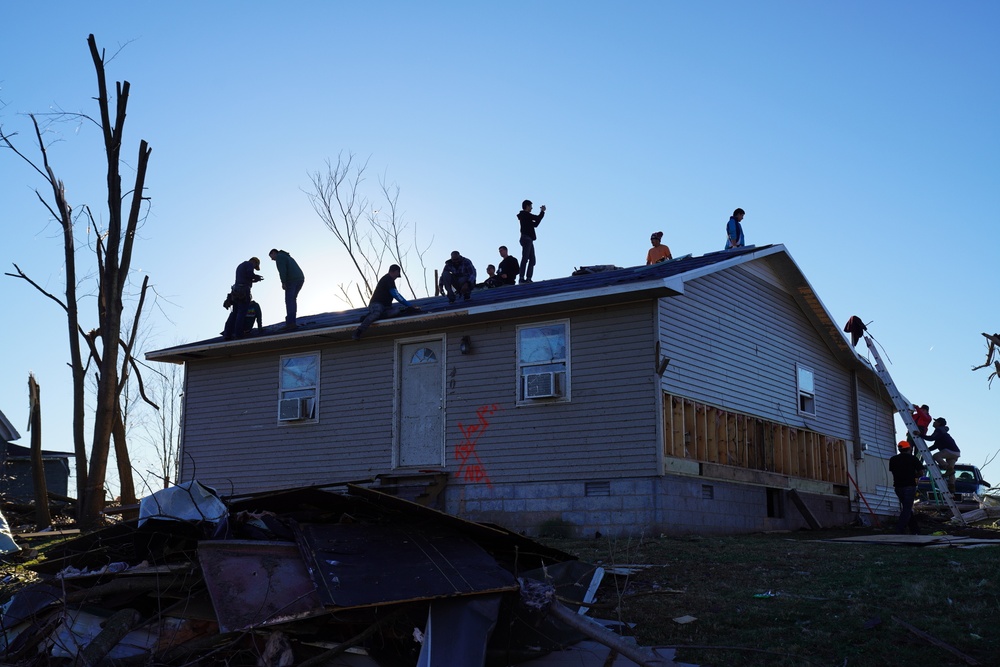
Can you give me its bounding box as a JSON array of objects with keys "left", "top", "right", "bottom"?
[{"left": 460, "top": 336, "right": 472, "bottom": 355}]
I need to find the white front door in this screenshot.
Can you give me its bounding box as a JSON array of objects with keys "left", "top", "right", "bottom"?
[{"left": 397, "top": 339, "right": 444, "bottom": 468}]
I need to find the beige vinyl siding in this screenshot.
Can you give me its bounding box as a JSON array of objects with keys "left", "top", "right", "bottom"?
[
  {"left": 180, "top": 344, "right": 398, "bottom": 493},
  {"left": 658, "top": 263, "right": 857, "bottom": 440},
  {"left": 441, "top": 301, "right": 660, "bottom": 486},
  {"left": 852, "top": 377, "right": 899, "bottom": 510},
  {"left": 856, "top": 379, "right": 898, "bottom": 460},
  {"left": 178, "top": 301, "right": 661, "bottom": 494}
]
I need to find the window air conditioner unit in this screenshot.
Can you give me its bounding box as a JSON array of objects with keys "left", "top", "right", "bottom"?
[
  {"left": 524, "top": 372, "right": 557, "bottom": 399},
  {"left": 278, "top": 397, "right": 305, "bottom": 421}
]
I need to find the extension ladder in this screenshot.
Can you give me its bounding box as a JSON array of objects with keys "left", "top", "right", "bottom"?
[{"left": 863, "top": 335, "right": 965, "bottom": 523}]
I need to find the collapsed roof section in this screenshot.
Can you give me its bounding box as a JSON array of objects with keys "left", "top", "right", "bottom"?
[{"left": 3, "top": 482, "right": 679, "bottom": 666}]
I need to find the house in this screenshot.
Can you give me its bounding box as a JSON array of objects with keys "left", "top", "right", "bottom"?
[
  {"left": 147, "top": 245, "right": 900, "bottom": 536},
  {"left": 0, "top": 408, "right": 72, "bottom": 503}
]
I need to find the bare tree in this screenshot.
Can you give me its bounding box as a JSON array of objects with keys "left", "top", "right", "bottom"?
[
  {"left": 141, "top": 362, "right": 183, "bottom": 491},
  {"left": 306, "top": 152, "right": 432, "bottom": 306},
  {"left": 0, "top": 34, "right": 155, "bottom": 527}
]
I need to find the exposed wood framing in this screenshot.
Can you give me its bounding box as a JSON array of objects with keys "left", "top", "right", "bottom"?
[{"left": 663, "top": 393, "right": 847, "bottom": 486}]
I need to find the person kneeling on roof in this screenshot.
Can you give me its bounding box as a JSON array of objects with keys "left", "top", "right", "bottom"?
[
  {"left": 353, "top": 265, "right": 415, "bottom": 340},
  {"left": 440, "top": 250, "right": 477, "bottom": 303}
]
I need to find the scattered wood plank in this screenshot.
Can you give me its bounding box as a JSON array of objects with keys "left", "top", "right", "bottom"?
[
  {"left": 892, "top": 615, "right": 980, "bottom": 666},
  {"left": 787, "top": 488, "right": 822, "bottom": 529}
]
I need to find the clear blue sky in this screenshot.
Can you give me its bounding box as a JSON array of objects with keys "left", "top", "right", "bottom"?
[{"left": 2, "top": 2, "right": 998, "bottom": 496}]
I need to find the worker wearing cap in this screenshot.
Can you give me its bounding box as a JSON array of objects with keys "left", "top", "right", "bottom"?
[
  {"left": 224, "top": 256, "right": 264, "bottom": 341},
  {"left": 646, "top": 231, "right": 673, "bottom": 265},
  {"left": 888, "top": 441, "right": 923, "bottom": 535},
  {"left": 925, "top": 417, "right": 961, "bottom": 493}
]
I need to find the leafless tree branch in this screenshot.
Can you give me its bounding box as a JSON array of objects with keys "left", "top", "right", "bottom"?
[{"left": 305, "top": 152, "right": 430, "bottom": 307}]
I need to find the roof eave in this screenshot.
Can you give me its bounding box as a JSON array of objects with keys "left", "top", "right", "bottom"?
[{"left": 146, "top": 277, "right": 684, "bottom": 364}]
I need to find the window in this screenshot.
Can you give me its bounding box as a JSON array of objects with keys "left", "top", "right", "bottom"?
[
  {"left": 409, "top": 347, "right": 437, "bottom": 364},
  {"left": 278, "top": 352, "right": 319, "bottom": 422},
  {"left": 797, "top": 364, "right": 815, "bottom": 416},
  {"left": 517, "top": 321, "right": 569, "bottom": 402}
]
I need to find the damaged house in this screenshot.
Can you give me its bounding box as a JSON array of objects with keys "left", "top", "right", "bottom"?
[
  {"left": 0, "top": 408, "right": 72, "bottom": 504},
  {"left": 147, "top": 245, "right": 899, "bottom": 536}
]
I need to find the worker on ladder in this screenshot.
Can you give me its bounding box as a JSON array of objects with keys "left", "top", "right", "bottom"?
[
  {"left": 910, "top": 404, "right": 932, "bottom": 438},
  {"left": 923, "top": 417, "right": 961, "bottom": 495}
]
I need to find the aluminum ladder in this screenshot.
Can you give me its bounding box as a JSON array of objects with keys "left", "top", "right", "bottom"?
[{"left": 864, "top": 335, "right": 965, "bottom": 523}]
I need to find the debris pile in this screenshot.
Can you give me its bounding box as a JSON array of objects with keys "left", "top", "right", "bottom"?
[{"left": 1, "top": 482, "right": 678, "bottom": 666}]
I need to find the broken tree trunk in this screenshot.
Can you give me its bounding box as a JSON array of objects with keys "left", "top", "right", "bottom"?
[{"left": 28, "top": 374, "right": 51, "bottom": 529}]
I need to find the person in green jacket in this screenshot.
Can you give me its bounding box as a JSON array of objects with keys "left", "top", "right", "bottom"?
[{"left": 269, "top": 249, "right": 305, "bottom": 330}]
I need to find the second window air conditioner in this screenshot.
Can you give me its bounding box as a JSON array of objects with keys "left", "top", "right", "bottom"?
[
  {"left": 278, "top": 397, "right": 306, "bottom": 421},
  {"left": 524, "top": 372, "right": 558, "bottom": 399}
]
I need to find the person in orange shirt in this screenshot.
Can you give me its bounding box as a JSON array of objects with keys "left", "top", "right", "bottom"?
[
  {"left": 911, "top": 404, "right": 932, "bottom": 438},
  {"left": 646, "top": 231, "right": 673, "bottom": 265}
]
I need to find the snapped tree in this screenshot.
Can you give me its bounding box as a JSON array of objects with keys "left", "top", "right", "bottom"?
[{"left": 0, "top": 34, "right": 155, "bottom": 527}]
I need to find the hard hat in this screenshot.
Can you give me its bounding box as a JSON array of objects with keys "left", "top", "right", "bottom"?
[{"left": 897, "top": 441, "right": 911, "bottom": 449}]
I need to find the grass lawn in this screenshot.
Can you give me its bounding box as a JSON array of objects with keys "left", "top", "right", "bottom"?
[{"left": 547, "top": 526, "right": 1000, "bottom": 667}]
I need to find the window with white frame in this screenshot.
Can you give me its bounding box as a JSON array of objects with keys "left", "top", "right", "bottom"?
[
  {"left": 797, "top": 364, "right": 815, "bottom": 415},
  {"left": 517, "top": 321, "right": 569, "bottom": 402},
  {"left": 278, "top": 352, "right": 319, "bottom": 422}
]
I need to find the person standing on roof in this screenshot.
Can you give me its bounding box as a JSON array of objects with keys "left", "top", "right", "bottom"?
[
  {"left": 497, "top": 245, "right": 519, "bottom": 286},
  {"left": 517, "top": 199, "right": 545, "bottom": 283},
  {"left": 889, "top": 441, "right": 923, "bottom": 534},
  {"left": 924, "top": 417, "right": 961, "bottom": 493},
  {"left": 269, "top": 249, "right": 305, "bottom": 331},
  {"left": 646, "top": 231, "right": 673, "bottom": 265},
  {"left": 353, "top": 265, "right": 415, "bottom": 340},
  {"left": 224, "top": 257, "right": 264, "bottom": 341},
  {"left": 723, "top": 208, "right": 745, "bottom": 250}
]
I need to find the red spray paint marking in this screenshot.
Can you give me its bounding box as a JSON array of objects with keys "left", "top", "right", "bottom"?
[{"left": 456, "top": 404, "right": 497, "bottom": 487}]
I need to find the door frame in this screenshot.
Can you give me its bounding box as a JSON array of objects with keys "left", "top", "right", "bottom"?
[{"left": 392, "top": 334, "right": 447, "bottom": 469}]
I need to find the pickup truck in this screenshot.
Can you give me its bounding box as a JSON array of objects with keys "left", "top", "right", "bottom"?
[{"left": 916, "top": 464, "right": 993, "bottom": 506}]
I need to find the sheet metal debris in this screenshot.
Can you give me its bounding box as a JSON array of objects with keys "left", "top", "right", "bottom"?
[
  {"left": 0, "top": 481, "right": 679, "bottom": 666},
  {"left": 198, "top": 540, "right": 324, "bottom": 632}
]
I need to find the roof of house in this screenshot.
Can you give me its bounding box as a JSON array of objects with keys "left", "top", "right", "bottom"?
[
  {"left": 0, "top": 409, "right": 20, "bottom": 443},
  {"left": 2, "top": 442, "right": 74, "bottom": 460},
  {"left": 147, "top": 244, "right": 876, "bottom": 384}
]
